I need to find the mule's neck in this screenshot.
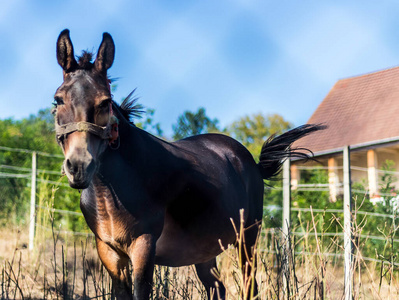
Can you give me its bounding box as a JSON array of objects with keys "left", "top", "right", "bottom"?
[
  {"left": 98, "top": 118, "right": 185, "bottom": 183},
  {"left": 94, "top": 118, "right": 188, "bottom": 206}
]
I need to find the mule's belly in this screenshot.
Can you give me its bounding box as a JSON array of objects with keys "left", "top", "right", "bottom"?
[
  {"left": 154, "top": 233, "right": 226, "bottom": 267},
  {"left": 153, "top": 174, "right": 250, "bottom": 266},
  {"left": 154, "top": 211, "right": 237, "bottom": 267}
]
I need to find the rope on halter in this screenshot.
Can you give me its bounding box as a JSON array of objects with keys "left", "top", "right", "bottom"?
[{"left": 55, "top": 101, "right": 119, "bottom": 145}]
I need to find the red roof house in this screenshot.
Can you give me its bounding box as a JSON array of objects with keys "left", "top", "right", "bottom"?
[{"left": 292, "top": 67, "right": 399, "bottom": 200}]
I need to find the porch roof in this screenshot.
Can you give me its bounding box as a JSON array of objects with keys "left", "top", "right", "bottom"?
[{"left": 294, "top": 66, "right": 399, "bottom": 157}]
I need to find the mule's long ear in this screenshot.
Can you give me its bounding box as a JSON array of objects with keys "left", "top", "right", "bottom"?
[
  {"left": 94, "top": 33, "right": 115, "bottom": 73},
  {"left": 56, "top": 29, "right": 77, "bottom": 72}
]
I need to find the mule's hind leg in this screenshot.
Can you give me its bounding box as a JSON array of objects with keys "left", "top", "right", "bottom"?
[
  {"left": 237, "top": 224, "right": 260, "bottom": 299},
  {"left": 96, "top": 238, "right": 133, "bottom": 300},
  {"left": 195, "top": 258, "right": 226, "bottom": 299}
]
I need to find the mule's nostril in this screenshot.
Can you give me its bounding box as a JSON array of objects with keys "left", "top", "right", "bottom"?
[
  {"left": 66, "top": 159, "right": 72, "bottom": 171},
  {"left": 66, "top": 158, "right": 77, "bottom": 175}
]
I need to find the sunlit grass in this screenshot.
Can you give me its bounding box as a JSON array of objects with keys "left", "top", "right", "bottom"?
[{"left": 1, "top": 202, "right": 399, "bottom": 299}]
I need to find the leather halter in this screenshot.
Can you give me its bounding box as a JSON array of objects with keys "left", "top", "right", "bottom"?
[{"left": 55, "top": 102, "right": 119, "bottom": 145}]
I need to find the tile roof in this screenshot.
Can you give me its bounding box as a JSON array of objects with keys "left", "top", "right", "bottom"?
[{"left": 293, "top": 66, "right": 399, "bottom": 156}]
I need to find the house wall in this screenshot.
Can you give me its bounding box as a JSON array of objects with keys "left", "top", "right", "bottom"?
[
  {"left": 374, "top": 148, "right": 399, "bottom": 190},
  {"left": 292, "top": 145, "right": 399, "bottom": 199}
]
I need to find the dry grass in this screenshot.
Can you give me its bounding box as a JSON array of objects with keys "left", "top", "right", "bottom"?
[
  {"left": 1, "top": 210, "right": 399, "bottom": 299},
  {"left": 0, "top": 227, "right": 111, "bottom": 299}
]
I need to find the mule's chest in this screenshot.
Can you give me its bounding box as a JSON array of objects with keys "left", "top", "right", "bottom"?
[
  {"left": 80, "top": 185, "right": 137, "bottom": 248},
  {"left": 80, "top": 182, "right": 164, "bottom": 250}
]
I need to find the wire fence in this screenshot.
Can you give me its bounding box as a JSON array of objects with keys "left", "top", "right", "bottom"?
[
  {"left": 2, "top": 145, "right": 399, "bottom": 259},
  {"left": 2, "top": 144, "right": 399, "bottom": 300},
  {"left": 262, "top": 154, "right": 399, "bottom": 289},
  {"left": 3, "top": 145, "right": 399, "bottom": 299},
  {"left": 0, "top": 146, "right": 90, "bottom": 246}
]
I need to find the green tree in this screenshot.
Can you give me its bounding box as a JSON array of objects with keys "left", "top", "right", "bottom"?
[
  {"left": 172, "top": 107, "right": 220, "bottom": 140},
  {"left": 0, "top": 108, "right": 60, "bottom": 153},
  {"left": 227, "top": 113, "right": 292, "bottom": 159},
  {"left": 0, "top": 109, "right": 82, "bottom": 228},
  {"left": 136, "top": 108, "right": 163, "bottom": 137}
]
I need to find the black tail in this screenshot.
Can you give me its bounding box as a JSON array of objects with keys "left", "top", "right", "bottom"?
[{"left": 258, "top": 124, "right": 325, "bottom": 180}]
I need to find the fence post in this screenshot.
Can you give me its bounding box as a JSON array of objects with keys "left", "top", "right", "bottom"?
[
  {"left": 343, "top": 146, "right": 352, "bottom": 300},
  {"left": 282, "top": 158, "right": 291, "bottom": 298},
  {"left": 29, "top": 151, "right": 37, "bottom": 251},
  {"left": 282, "top": 158, "right": 291, "bottom": 237}
]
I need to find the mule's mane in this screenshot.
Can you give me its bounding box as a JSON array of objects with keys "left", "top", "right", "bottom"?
[
  {"left": 118, "top": 89, "right": 144, "bottom": 124},
  {"left": 77, "top": 51, "right": 94, "bottom": 70}
]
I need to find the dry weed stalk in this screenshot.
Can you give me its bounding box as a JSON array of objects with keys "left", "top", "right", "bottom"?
[{"left": 3, "top": 192, "right": 399, "bottom": 299}]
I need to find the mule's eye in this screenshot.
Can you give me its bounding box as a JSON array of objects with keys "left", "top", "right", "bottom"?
[
  {"left": 53, "top": 96, "right": 64, "bottom": 106},
  {"left": 98, "top": 99, "right": 111, "bottom": 110}
]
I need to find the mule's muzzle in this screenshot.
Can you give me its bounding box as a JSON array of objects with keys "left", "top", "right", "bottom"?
[{"left": 64, "top": 155, "right": 96, "bottom": 189}]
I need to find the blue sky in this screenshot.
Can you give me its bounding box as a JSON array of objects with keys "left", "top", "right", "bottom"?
[{"left": 1, "top": 1, "right": 399, "bottom": 137}]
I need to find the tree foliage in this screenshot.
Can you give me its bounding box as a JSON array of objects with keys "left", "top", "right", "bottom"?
[
  {"left": 0, "top": 109, "right": 60, "bottom": 154},
  {"left": 0, "top": 109, "right": 81, "bottom": 227},
  {"left": 227, "top": 113, "right": 292, "bottom": 159},
  {"left": 136, "top": 108, "right": 163, "bottom": 137},
  {"left": 172, "top": 108, "right": 220, "bottom": 140}
]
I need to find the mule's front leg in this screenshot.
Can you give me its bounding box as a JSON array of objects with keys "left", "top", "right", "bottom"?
[
  {"left": 96, "top": 238, "right": 133, "bottom": 300},
  {"left": 129, "top": 234, "right": 157, "bottom": 300}
]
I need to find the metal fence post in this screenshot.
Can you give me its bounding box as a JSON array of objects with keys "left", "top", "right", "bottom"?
[
  {"left": 343, "top": 146, "right": 352, "bottom": 300},
  {"left": 282, "top": 158, "right": 291, "bottom": 237},
  {"left": 29, "top": 151, "right": 37, "bottom": 251},
  {"left": 282, "top": 158, "right": 291, "bottom": 299}
]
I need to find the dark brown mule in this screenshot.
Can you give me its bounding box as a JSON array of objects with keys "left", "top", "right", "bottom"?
[{"left": 53, "top": 29, "right": 322, "bottom": 300}]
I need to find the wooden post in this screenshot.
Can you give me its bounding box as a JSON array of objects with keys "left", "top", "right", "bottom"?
[
  {"left": 367, "top": 149, "right": 378, "bottom": 197},
  {"left": 282, "top": 158, "right": 291, "bottom": 237},
  {"left": 343, "top": 146, "right": 352, "bottom": 300},
  {"left": 290, "top": 164, "right": 299, "bottom": 190},
  {"left": 328, "top": 157, "right": 339, "bottom": 202},
  {"left": 29, "top": 151, "right": 37, "bottom": 251}
]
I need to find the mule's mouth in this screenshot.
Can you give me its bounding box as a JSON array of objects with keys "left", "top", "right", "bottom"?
[
  {"left": 68, "top": 178, "right": 92, "bottom": 189},
  {"left": 64, "top": 158, "right": 96, "bottom": 190}
]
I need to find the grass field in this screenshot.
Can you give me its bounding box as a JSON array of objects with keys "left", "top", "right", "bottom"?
[{"left": 1, "top": 214, "right": 399, "bottom": 300}]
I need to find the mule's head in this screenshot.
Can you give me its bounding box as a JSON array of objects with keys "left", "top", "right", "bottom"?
[{"left": 54, "top": 29, "right": 116, "bottom": 189}]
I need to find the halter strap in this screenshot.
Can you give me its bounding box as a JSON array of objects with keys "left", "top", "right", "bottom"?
[
  {"left": 55, "top": 121, "right": 112, "bottom": 142},
  {"left": 55, "top": 102, "right": 119, "bottom": 145}
]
